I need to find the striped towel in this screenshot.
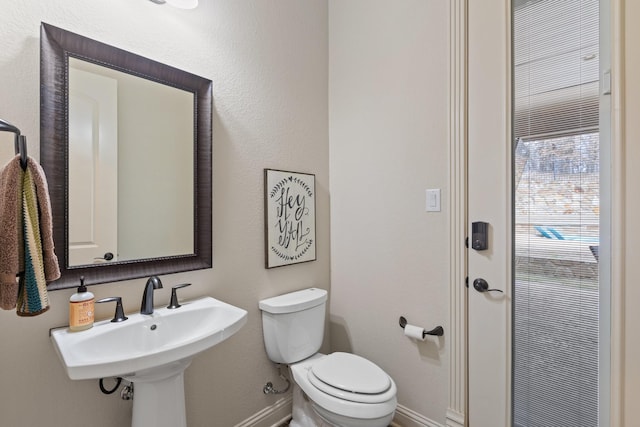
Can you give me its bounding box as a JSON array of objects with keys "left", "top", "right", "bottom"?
[
  {"left": 16, "top": 166, "right": 49, "bottom": 316},
  {"left": 0, "top": 156, "right": 59, "bottom": 313}
]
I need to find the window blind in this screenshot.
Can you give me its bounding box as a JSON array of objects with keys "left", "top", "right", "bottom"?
[
  {"left": 513, "top": 1, "right": 600, "bottom": 427},
  {"left": 514, "top": 0, "right": 599, "bottom": 140}
]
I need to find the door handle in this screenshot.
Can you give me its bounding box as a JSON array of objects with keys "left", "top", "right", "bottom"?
[
  {"left": 94, "top": 252, "right": 113, "bottom": 262},
  {"left": 94, "top": 252, "right": 114, "bottom": 261},
  {"left": 473, "top": 278, "right": 503, "bottom": 293}
]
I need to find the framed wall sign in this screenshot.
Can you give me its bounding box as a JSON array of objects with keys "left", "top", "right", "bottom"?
[{"left": 264, "top": 169, "right": 316, "bottom": 268}]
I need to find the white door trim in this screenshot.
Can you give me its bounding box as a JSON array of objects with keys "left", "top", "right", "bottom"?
[
  {"left": 446, "top": 0, "right": 468, "bottom": 426},
  {"left": 466, "top": 0, "right": 513, "bottom": 422},
  {"left": 608, "top": 0, "right": 625, "bottom": 424}
]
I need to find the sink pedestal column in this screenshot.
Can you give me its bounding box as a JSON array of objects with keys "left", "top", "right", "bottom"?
[{"left": 125, "top": 359, "right": 193, "bottom": 427}]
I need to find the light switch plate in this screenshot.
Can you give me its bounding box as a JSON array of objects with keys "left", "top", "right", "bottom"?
[{"left": 426, "top": 189, "right": 441, "bottom": 212}]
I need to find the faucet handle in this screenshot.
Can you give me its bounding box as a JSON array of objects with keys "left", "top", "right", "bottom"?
[
  {"left": 97, "top": 297, "right": 128, "bottom": 322},
  {"left": 167, "top": 283, "right": 192, "bottom": 309}
]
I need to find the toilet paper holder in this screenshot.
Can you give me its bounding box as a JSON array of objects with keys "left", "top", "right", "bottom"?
[{"left": 399, "top": 316, "right": 444, "bottom": 337}]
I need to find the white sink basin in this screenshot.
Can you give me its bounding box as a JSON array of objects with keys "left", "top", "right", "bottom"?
[{"left": 51, "top": 296, "right": 247, "bottom": 380}]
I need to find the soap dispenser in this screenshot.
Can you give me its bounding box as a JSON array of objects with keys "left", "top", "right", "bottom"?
[{"left": 69, "top": 276, "right": 95, "bottom": 332}]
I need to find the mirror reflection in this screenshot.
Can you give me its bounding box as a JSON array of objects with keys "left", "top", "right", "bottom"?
[{"left": 68, "top": 58, "right": 194, "bottom": 266}]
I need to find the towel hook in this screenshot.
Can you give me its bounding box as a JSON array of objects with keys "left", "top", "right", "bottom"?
[{"left": 0, "top": 118, "right": 28, "bottom": 170}]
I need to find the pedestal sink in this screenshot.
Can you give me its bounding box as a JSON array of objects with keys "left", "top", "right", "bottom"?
[{"left": 50, "top": 296, "right": 247, "bottom": 427}]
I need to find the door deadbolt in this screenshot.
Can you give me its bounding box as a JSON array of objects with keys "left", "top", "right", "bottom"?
[{"left": 471, "top": 221, "right": 489, "bottom": 250}]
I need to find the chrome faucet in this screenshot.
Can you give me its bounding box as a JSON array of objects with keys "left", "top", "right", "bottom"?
[{"left": 140, "top": 276, "right": 163, "bottom": 315}]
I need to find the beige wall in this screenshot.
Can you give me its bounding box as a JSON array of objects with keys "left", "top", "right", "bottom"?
[
  {"left": 0, "top": 1, "right": 328, "bottom": 426},
  {"left": 328, "top": 1, "right": 450, "bottom": 425}
]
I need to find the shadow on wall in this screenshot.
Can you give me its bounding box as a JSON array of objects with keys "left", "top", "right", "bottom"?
[
  {"left": 416, "top": 334, "right": 445, "bottom": 363},
  {"left": 329, "top": 316, "right": 353, "bottom": 354},
  {"left": 403, "top": 322, "right": 446, "bottom": 363}
]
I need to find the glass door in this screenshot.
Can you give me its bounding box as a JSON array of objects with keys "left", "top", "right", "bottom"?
[{"left": 512, "top": 1, "right": 600, "bottom": 426}]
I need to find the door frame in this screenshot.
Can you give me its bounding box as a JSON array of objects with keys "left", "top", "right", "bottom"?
[
  {"left": 445, "top": 0, "right": 625, "bottom": 426},
  {"left": 607, "top": 0, "right": 625, "bottom": 425},
  {"left": 445, "top": 0, "right": 468, "bottom": 426}
]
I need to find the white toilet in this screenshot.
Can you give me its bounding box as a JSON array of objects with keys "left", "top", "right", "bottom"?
[{"left": 259, "top": 288, "right": 397, "bottom": 427}]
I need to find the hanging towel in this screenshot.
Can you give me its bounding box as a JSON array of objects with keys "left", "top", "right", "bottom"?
[
  {"left": 25, "top": 156, "right": 60, "bottom": 283},
  {"left": 0, "top": 155, "right": 60, "bottom": 313},
  {"left": 17, "top": 167, "right": 49, "bottom": 315},
  {"left": 0, "top": 156, "right": 24, "bottom": 309}
]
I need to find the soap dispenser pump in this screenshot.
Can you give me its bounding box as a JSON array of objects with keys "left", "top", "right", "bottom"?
[{"left": 69, "top": 276, "right": 95, "bottom": 332}]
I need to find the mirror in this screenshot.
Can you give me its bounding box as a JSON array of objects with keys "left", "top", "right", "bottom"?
[{"left": 40, "top": 23, "right": 212, "bottom": 290}]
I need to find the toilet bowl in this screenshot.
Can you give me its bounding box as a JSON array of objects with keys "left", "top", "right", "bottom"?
[
  {"left": 259, "top": 288, "right": 397, "bottom": 427},
  {"left": 289, "top": 353, "right": 397, "bottom": 427}
]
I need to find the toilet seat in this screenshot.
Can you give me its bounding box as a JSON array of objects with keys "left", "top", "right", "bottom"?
[
  {"left": 290, "top": 353, "right": 398, "bottom": 422},
  {"left": 307, "top": 352, "right": 395, "bottom": 404}
]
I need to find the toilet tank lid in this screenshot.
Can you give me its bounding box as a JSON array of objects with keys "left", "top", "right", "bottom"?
[{"left": 259, "top": 288, "right": 328, "bottom": 314}]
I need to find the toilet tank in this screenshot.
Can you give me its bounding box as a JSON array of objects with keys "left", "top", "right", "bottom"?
[{"left": 259, "top": 288, "right": 328, "bottom": 364}]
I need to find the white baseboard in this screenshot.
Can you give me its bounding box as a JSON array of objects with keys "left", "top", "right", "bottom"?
[
  {"left": 445, "top": 409, "right": 465, "bottom": 427},
  {"left": 392, "top": 404, "right": 444, "bottom": 427},
  {"left": 235, "top": 399, "right": 444, "bottom": 427},
  {"left": 233, "top": 396, "right": 293, "bottom": 427}
]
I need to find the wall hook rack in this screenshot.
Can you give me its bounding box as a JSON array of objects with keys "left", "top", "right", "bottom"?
[
  {"left": 399, "top": 316, "right": 444, "bottom": 337},
  {"left": 0, "top": 118, "right": 28, "bottom": 170}
]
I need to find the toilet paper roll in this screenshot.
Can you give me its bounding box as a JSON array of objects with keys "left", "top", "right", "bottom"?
[{"left": 404, "top": 324, "right": 426, "bottom": 341}]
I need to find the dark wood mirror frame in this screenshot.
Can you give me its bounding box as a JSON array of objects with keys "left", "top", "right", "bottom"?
[{"left": 40, "top": 23, "right": 212, "bottom": 290}]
